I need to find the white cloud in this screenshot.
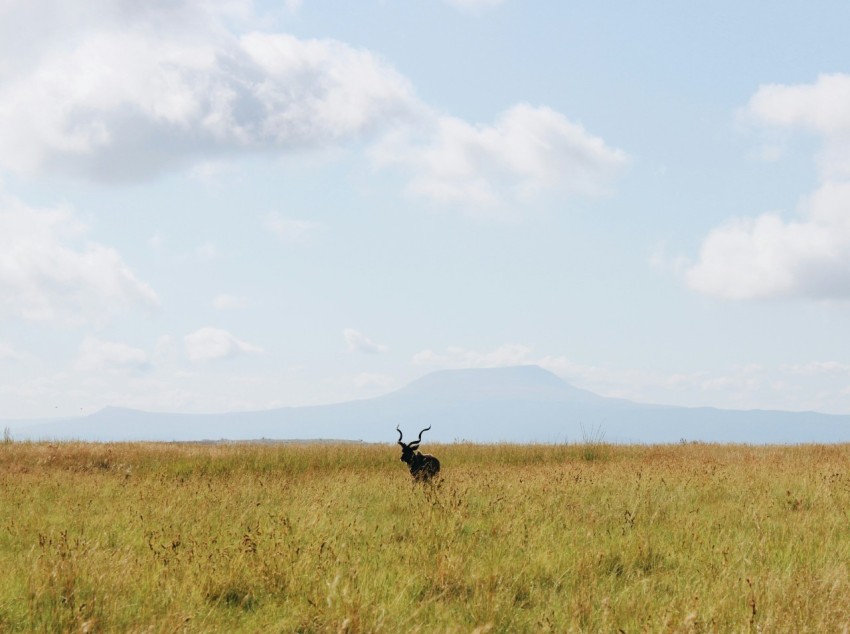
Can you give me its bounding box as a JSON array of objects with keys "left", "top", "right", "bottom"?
[
  {"left": 780, "top": 361, "right": 850, "bottom": 376},
  {"left": 352, "top": 372, "right": 395, "bottom": 389},
  {"left": 442, "top": 0, "right": 506, "bottom": 12},
  {"left": 745, "top": 74, "right": 850, "bottom": 181},
  {"left": 371, "top": 104, "right": 628, "bottom": 214},
  {"left": 0, "top": 11, "right": 420, "bottom": 182},
  {"left": 74, "top": 336, "right": 150, "bottom": 373},
  {"left": 188, "top": 160, "right": 240, "bottom": 184},
  {"left": 0, "top": 342, "right": 29, "bottom": 363},
  {"left": 688, "top": 74, "right": 850, "bottom": 300},
  {"left": 685, "top": 190, "right": 850, "bottom": 300},
  {"left": 149, "top": 233, "right": 166, "bottom": 251},
  {"left": 184, "top": 326, "right": 264, "bottom": 362},
  {"left": 0, "top": 189, "right": 159, "bottom": 325},
  {"left": 152, "top": 335, "right": 180, "bottom": 366},
  {"left": 549, "top": 359, "right": 782, "bottom": 409},
  {"left": 283, "top": 0, "right": 304, "bottom": 14},
  {"left": 0, "top": 2, "right": 627, "bottom": 219},
  {"left": 746, "top": 74, "right": 850, "bottom": 140},
  {"left": 213, "top": 294, "right": 248, "bottom": 310},
  {"left": 344, "top": 328, "right": 388, "bottom": 354},
  {"left": 412, "top": 343, "right": 533, "bottom": 368},
  {"left": 264, "top": 213, "right": 321, "bottom": 243}
]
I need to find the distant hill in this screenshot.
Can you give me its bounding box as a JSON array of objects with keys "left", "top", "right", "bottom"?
[{"left": 7, "top": 365, "right": 850, "bottom": 443}]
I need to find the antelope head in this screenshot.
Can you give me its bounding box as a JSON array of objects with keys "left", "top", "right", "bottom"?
[
  {"left": 396, "top": 425, "right": 440, "bottom": 481},
  {"left": 396, "top": 424, "right": 429, "bottom": 464}
]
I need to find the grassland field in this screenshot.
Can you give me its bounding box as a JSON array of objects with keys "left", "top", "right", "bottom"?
[{"left": 1, "top": 439, "right": 849, "bottom": 632}]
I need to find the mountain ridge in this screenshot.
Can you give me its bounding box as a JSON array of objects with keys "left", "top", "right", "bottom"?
[{"left": 8, "top": 365, "right": 850, "bottom": 444}]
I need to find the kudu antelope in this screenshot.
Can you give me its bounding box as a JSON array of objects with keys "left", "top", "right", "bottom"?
[{"left": 396, "top": 425, "right": 440, "bottom": 481}]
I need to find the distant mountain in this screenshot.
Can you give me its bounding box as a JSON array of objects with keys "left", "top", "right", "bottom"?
[
  {"left": 387, "top": 365, "right": 607, "bottom": 404},
  {"left": 7, "top": 365, "right": 850, "bottom": 444}
]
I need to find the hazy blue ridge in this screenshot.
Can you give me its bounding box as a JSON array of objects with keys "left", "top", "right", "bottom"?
[{"left": 8, "top": 366, "right": 850, "bottom": 444}]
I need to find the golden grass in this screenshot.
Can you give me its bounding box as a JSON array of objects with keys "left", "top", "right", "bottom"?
[{"left": 0, "top": 440, "right": 849, "bottom": 632}]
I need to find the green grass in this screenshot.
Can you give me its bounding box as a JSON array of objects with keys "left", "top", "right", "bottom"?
[{"left": 0, "top": 441, "right": 849, "bottom": 631}]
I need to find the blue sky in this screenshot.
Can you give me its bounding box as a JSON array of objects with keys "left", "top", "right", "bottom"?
[{"left": 4, "top": 0, "right": 850, "bottom": 420}]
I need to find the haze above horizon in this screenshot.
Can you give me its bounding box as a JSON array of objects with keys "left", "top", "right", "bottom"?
[
  {"left": 4, "top": 1, "right": 850, "bottom": 423},
  {"left": 11, "top": 365, "right": 850, "bottom": 444}
]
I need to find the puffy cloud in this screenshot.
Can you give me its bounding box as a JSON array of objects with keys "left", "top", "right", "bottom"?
[
  {"left": 686, "top": 182, "right": 850, "bottom": 299},
  {"left": 746, "top": 73, "right": 850, "bottom": 139},
  {"left": 372, "top": 104, "right": 628, "bottom": 214},
  {"left": 184, "top": 327, "right": 265, "bottom": 362},
  {"left": 0, "top": 15, "right": 419, "bottom": 181},
  {"left": 746, "top": 73, "right": 850, "bottom": 180},
  {"left": 74, "top": 336, "right": 150, "bottom": 373},
  {"left": 344, "top": 329, "right": 388, "bottom": 354},
  {"left": 688, "top": 75, "right": 850, "bottom": 300},
  {"left": 0, "top": 190, "right": 159, "bottom": 325},
  {"left": 0, "top": 0, "right": 626, "bottom": 217}
]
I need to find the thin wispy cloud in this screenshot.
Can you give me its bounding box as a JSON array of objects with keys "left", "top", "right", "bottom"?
[
  {"left": 264, "top": 213, "right": 322, "bottom": 243},
  {"left": 441, "top": 0, "right": 507, "bottom": 13},
  {"left": 184, "top": 327, "right": 264, "bottom": 362},
  {"left": 75, "top": 336, "right": 150, "bottom": 374},
  {"left": 780, "top": 361, "right": 850, "bottom": 376},
  {"left": 413, "top": 343, "right": 534, "bottom": 368},
  {"left": 0, "top": 188, "right": 159, "bottom": 326},
  {"left": 0, "top": 342, "right": 29, "bottom": 363},
  {"left": 352, "top": 372, "right": 395, "bottom": 389},
  {"left": 213, "top": 294, "right": 248, "bottom": 310},
  {"left": 344, "top": 329, "right": 388, "bottom": 354},
  {"left": 194, "top": 242, "right": 219, "bottom": 262}
]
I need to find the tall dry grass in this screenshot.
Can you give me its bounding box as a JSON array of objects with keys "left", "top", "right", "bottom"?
[{"left": 0, "top": 440, "right": 849, "bottom": 632}]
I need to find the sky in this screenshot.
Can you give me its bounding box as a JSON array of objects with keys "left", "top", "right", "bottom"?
[{"left": 4, "top": 0, "right": 850, "bottom": 420}]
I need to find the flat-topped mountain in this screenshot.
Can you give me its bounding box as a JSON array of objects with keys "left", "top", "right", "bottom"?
[
  {"left": 383, "top": 365, "right": 619, "bottom": 405},
  {"left": 8, "top": 365, "right": 850, "bottom": 444}
]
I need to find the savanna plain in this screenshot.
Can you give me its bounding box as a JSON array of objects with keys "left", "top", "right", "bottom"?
[{"left": 1, "top": 438, "right": 850, "bottom": 632}]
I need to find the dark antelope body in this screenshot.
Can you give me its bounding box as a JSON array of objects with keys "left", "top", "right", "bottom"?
[{"left": 396, "top": 425, "right": 441, "bottom": 481}]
